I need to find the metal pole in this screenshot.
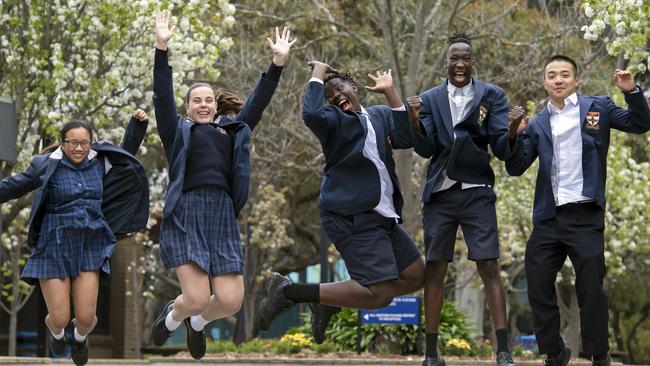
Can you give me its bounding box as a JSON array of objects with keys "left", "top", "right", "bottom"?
[{"left": 356, "top": 310, "right": 362, "bottom": 355}]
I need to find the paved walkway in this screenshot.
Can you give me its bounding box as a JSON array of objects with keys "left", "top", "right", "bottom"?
[{"left": 0, "top": 356, "right": 604, "bottom": 366}]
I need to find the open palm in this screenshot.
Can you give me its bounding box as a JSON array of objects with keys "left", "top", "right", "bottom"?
[
  {"left": 366, "top": 70, "right": 393, "bottom": 93},
  {"left": 156, "top": 11, "right": 175, "bottom": 47},
  {"left": 267, "top": 26, "right": 296, "bottom": 66}
]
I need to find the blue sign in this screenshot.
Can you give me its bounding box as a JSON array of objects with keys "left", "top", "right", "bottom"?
[{"left": 359, "top": 295, "right": 420, "bottom": 325}]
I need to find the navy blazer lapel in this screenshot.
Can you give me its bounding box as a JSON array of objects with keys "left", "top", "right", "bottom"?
[
  {"left": 465, "top": 78, "right": 485, "bottom": 122},
  {"left": 181, "top": 118, "right": 192, "bottom": 147},
  {"left": 434, "top": 86, "right": 454, "bottom": 138},
  {"left": 537, "top": 107, "right": 553, "bottom": 143},
  {"left": 44, "top": 158, "right": 59, "bottom": 181},
  {"left": 578, "top": 95, "right": 594, "bottom": 132}
]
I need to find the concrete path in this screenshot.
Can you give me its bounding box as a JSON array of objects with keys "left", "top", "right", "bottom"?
[{"left": 0, "top": 356, "right": 602, "bottom": 366}]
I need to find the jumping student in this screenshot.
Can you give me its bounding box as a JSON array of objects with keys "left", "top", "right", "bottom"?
[
  {"left": 255, "top": 60, "right": 425, "bottom": 345},
  {"left": 0, "top": 110, "right": 149, "bottom": 366},
  {"left": 149, "top": 11, "right": 296, "bottom": 360}
]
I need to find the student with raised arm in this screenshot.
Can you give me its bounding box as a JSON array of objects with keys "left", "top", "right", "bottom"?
[
  {"left": 255, "top": 60, "right": 425, "bottom": 345},
  {"left": 507, "top": 55, "right": 650, "bottom": 366},
  {"left": 149, "top": 11, "right": 296, "bottom": 360},
  {"left": 0, "top": 110, "right": 149, "bottom": 366}
]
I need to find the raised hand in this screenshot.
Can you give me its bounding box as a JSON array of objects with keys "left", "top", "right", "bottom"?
[
  {"left": 406, "top": 95, "right": 423, "bottom": 131},
  {"left": 307, "top": 60, "right": 338, "bottom": 80},
  {"left": 507, "top": 105, "right": 526, "bottom": 141},
  {"left": 613, "top": 69, "right": 636, "bottom": 92},
  {"left": 267, "top": 26, "right": 297, "bottom": 67},
  {"left": 132, "top": 109, "right": 149, "bottom": 122},
  {"left": 365, "top": 70, "right": 394, "bottom": 94},
  {"left": 155, "top": 11, "right": 175, "bottom": 50}
]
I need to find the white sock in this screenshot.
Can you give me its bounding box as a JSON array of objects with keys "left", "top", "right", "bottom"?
[
  {"left": 51, "top": 329, "right": 64, "bottom": 340},
  {"left": 190, "top": 315, "right": 210, "bottom": 332},
  {"left": 73, "top": 327, "right": 87, "bottom": 343},
  {"left": 165, "top": 312, "right": 182, "bottom": 331}
]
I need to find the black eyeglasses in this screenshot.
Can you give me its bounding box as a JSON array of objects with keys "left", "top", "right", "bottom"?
[{"left": 63, "top": 140, "right": 92, "bottom": 149}]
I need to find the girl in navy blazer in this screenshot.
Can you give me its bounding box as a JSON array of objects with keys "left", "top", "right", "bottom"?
[
  {"left": 0, "top": 111, "right": 149, "bottom": 365},
  {"left": 149, "top": 12, "right": 295, "bottom": 359}
]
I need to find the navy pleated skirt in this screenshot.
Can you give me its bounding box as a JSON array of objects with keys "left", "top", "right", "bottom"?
[{"left": 160, "top": 186, "right": 243, "bottom": 276}]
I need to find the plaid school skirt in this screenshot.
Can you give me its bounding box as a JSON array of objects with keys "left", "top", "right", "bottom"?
[
  {"left": 160, "top": 186, "right": 243, "bottom": 276},
  {"left": 21, "top": 209, "right": 116, "bottom": 285}
]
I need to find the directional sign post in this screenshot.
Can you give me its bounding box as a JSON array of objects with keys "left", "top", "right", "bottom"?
[{"left": 356, "top": 296, "right": 421, "bottom": 354}]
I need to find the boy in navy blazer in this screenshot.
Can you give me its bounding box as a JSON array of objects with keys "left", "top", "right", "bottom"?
[
  {"left": 507, "top": 55, "right": 650, "bottom": 366},
  {"left": 255, "top": 61, "right": 425, "bottom": 344},
  {"left": 398, "top": 33, "right": 524, "bottom": 366}
]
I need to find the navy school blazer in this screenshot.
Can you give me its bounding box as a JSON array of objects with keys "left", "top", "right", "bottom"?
[
  {"left": 506, "top": 91, "right": 650, "bottom": 222},
  {"left": 0, "top": 117, "right": 149, "bottom": 248},
  {"left": 393, "top": 78, "right": 516, "bottom": 204},
  {"left": 152, "top": 49, "right": 280, "bottom": 218},
  {"left": 301, "top": 80, "right": 413, "bottom": 220}
]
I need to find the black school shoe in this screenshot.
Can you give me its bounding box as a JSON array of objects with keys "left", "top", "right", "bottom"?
[
  {"left": 254, "top": 272, "right": 294, "bottom": 332},
  {"left": 544, "top": 345, "right": 572, "bottom": 366},
  {"left": 422, "top": 356, "right": 446, "bottom": 366},
  {"left": 183, "top": 317, "right": 206, "bottom": 359},
  {"left": 310, "top": 303, "right": 341, "bottom": 344},
  {"left": 496, "top": 351, "right": 517, "bottom": 366},
  {"left": 70, "top": 319, "right": 89, "bottom": 366},
  {"left": 151, "top": 300, "right": 175, "bottom": 346},
  {"left": 47, "top": 330, "right": 66, "bottom": 356}
]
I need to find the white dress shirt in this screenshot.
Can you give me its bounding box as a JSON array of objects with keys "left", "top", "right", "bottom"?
[
  {"left": 547, "top": 93, "right": 593, "bottom": 206},
  {"left": 434, "top": 80, "right": 486, "bottom": 192},
  {"left": 360, "top": 106, "right": 400, "bottom": 219}
]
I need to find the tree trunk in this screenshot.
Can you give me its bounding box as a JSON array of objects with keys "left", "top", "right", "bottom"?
[
  {"left": 611, "top": 310, "right": 627, "bottom": 363},
  {"left": 454, "top": 257, "right": 484, "bottom": 335},
  {"left": 8, "top": 243, "right": 21, "bottom": 356},
  {"left": 131, "top": 243, "right": 142, "bottom": 359},
  {"left": 557, "top": 269, "right": 580, "bottom": 353}
]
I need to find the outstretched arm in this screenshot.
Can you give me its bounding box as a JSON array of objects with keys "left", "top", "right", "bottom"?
[
  {"left": 236, "top": 26, "right": 297, "bottom": 131},
  {"left": 0, "top": 158, "right": 40, "bottom": 204},
  {"left": 609, "top": 69, "right": 650, "bottom": 133},
  {"left": 121, "top": 109, "right": 149, "bottom": 156},
  {"left": 366, "top": 69, "right": 411, "bottom": 149},
  {"left": 152, "top": 11, "right": 179, "bottom": 150},
  {"left": 302, "top": 61, "right": 338, "bottom": 140}
]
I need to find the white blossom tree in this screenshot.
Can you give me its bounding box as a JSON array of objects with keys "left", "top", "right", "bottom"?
[{"left": 582, "top": 0, "right": 650, "bottom": 72}]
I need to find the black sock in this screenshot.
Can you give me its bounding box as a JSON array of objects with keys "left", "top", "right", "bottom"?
[
  {"left": 495, "top": 328, "right": 509, "bottom": 353},
  {"left": 426, "top": 332, "right": 439, "bottom": 358},
  {"left": 593, "top": 353, "right": 608, "bottom": 361},
  {"left": 283, "top": 283, "right": 319, "bottom": 303}
]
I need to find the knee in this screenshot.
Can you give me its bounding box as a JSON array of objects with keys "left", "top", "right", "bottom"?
[
  {"left": 216, "top": 293, "right": 244, "bottom": 317},
  {"left": 408, "top": 272, "right": 425, "bottom": 292},
  {"left": 74, "top": 313, "right": 97, "bottom": 330},
  {"left": 424, "top": 261, "right": 448, "bottom": 283},
  {"left": 47, "top": 313, "right": 70, "bottom": 331},
  {"left": 366, "top": 293, "right": 394, "bottom": 310},
  {"left": 184, "top": 293, "right": 211, "bottom": 315},
  {"left": 477, "top": 260, "right": 501, "bottom": 282}
]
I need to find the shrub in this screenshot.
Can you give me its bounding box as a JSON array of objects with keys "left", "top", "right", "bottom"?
[
  {"left": 273, "top": 333, "right": 313, "bottom": 354},
  {"left": 206, "top": 339, "right": 237, "bottom": 353}
]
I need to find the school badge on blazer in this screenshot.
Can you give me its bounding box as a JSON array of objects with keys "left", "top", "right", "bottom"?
[
  {"left": 217, "top": 127, "right": 228, "bottom": 135},
  {"left": 585, "top": 111, "right": 600, "bottom": 131},
  {"left": 478, "top": 105, "right": 488, "bottom": 126}
]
